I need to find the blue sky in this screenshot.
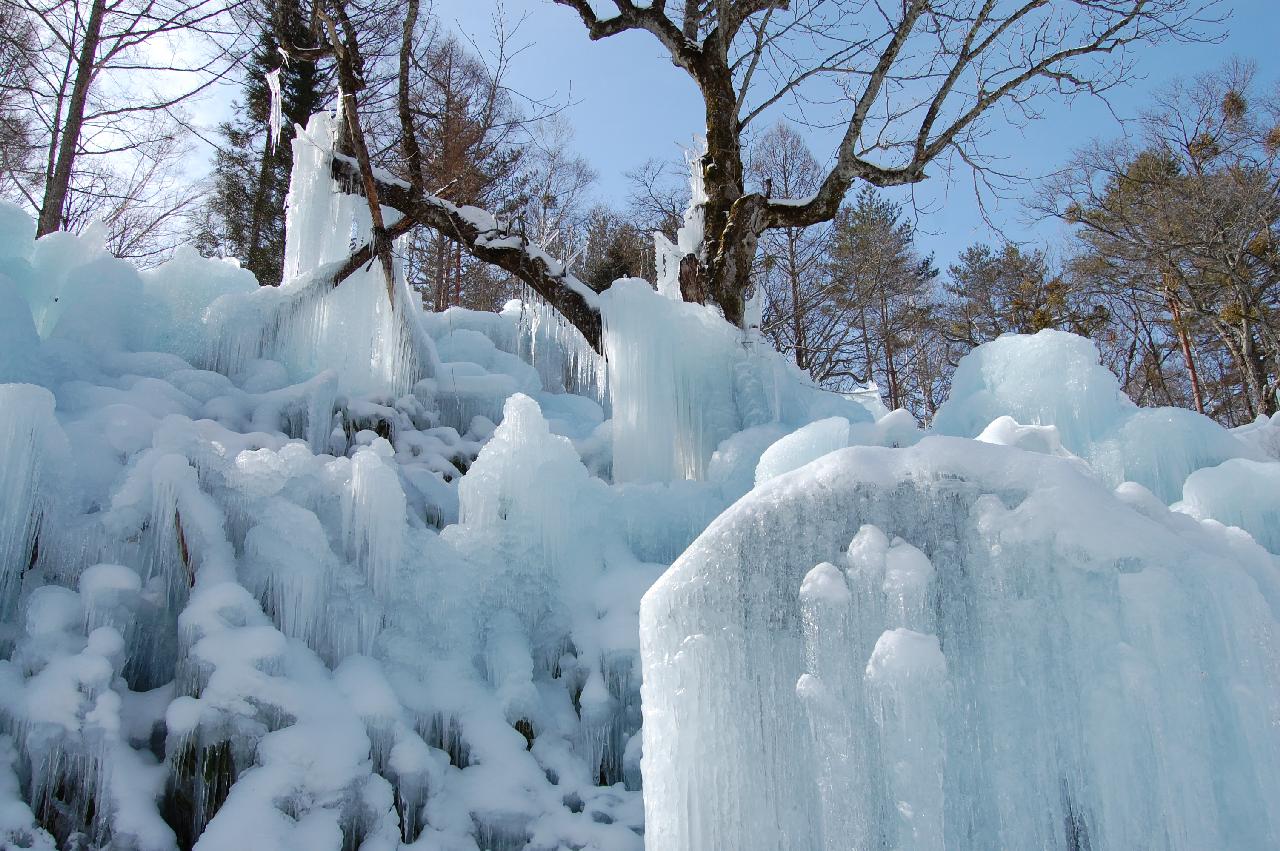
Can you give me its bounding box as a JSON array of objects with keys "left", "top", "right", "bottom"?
[{"left": 436, "top": 0, "right": 1280, "bottom": 272}]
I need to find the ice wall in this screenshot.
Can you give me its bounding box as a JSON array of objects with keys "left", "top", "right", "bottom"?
[{"left": 640, "top": 438, "right": 1280, "bottom": 850}]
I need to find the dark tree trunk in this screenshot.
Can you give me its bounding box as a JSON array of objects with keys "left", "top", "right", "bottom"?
[
  {"left": 37, "top": 0, "right": 106, "bottom": 236},
  {"left": 246, "top": 132, "right": 278, "bottom": 285}
]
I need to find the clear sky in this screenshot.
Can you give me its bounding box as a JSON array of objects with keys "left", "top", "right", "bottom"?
[{"left": 433, "top": 0, "right": 1280, "bottom": 272}]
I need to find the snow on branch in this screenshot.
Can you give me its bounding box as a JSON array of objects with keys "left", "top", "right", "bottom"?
[{"left": 328, "top": 153, "right": 605, "bottom": 352}]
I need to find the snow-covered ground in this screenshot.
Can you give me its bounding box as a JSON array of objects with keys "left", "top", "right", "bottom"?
[{"left": 2, "top": 115, "right": 1278, "bottom": 850}]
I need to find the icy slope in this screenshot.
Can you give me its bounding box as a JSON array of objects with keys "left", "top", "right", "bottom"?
[
  {"left": 640, "top": 435, "right": 1280, "bottom": 850},
  {"left": 3, "top": 108, "right": 1278, "bottom": 851}
]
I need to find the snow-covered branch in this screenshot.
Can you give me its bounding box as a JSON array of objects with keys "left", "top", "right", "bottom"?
[{"left": 329, "top": 153, "right": 604, "bottom": 351}]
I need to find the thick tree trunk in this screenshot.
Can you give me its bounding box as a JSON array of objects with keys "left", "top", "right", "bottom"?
[
  {"left": 37, "top": 0, "right": 106, "bottom": 237},
  {"left": 690, "top": 63, "right": 763, "bottom": 329}
]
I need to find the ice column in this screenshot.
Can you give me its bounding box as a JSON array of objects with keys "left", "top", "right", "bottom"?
[
  {"left": 796, "top": 562, "right": 876, "bottom": 850},
  {"left": 865, "top": 628, "right": 947, "bottom": 851},
  {"left": 342, "top": 440, "right": 406, "bottom": 602},
  {"left": 0, "top": 385, "right": 59, "bottom": 618}
]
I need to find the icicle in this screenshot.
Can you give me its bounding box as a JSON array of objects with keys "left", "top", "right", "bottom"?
[
  {"left": 0, "top": 385, "right": 59, "bottom": 619},
  {"left": 265, "top": 68, "right": 283, "bottom": 153},
  {"left": 306, "top": 371, "right": 339, "bottom": 453},
  {"left": 515, "top": 293, "right": 606, "bottom": 401},
  {"left": 141, "top": 455, "right": 200, "bottom": 617},
  {"left": 576, "top": 665, "right": 615, "bottom": 781},
  {"left": 342, "top": 441, "right": 405, "bottom": 601},
  {"left": 79, "top": 563, "right": 142, "bottom": 662},
  {"left": 654, "top": 232, "right": 682, "bottom": 301}
]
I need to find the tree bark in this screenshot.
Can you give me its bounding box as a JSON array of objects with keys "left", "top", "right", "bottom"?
[
  {"left": 1166, "top": 294, "right": 1204, "bottom": 415},
  {"left": 37, "top": 0, "right": 106, "bottom": 236}
]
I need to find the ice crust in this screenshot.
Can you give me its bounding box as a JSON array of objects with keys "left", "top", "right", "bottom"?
[{"left": 1, "top": 110, "right": 1278, "bottom": 851}]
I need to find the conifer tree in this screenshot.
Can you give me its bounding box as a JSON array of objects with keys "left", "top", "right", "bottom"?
[{"left": 197, "top": 3, "right": 327, "bottom": 286}]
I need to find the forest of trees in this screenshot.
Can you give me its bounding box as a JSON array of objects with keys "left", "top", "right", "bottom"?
[{"left": 0, "top": 0, "right": 1274, "bottom": 426}]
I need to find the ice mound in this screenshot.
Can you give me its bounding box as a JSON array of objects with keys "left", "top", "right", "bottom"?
[
  {"left": 1177, "top": 458, "right": 1280, "bottom": 553},
  {"left": 933, "top": 330, "right": 1263, "bottom": 500},
  {"left": 640, "top": 438, "right": 1280, "bottom": 850},
  {"left": 755, "top": 417, "right": 851, "bottom": 486}
]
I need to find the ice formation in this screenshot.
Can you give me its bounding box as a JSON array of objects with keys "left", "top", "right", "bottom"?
[
  {"left": 932, "top": 329, "right": 1265, "bottom": 501},
  {"left": 599, "top": 279, "right": 872, "bottom": 483},
  {"left": 2, "top": 107, "right": 1278, "bottom": 851},
  {"left": 641, "top": 434, "right": 1280, "bottom": 850}
]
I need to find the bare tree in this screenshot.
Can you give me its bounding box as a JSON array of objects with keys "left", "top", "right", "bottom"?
[
  {"left": 271, "top": 0, "right": 1216, "bottom": 353},
  {"left": 0, "top": 4, "right": 38, "bottom": 199},
  {"left": 549, "top": 0, "right": 1220, "bottom": 331},
  {"left": 62, "top": 130, "right": 204, "bottom": 264},
  {"left": 0, "top": 0, "right": 245, "bottom": 242},
  {"left": 747, "top": 122, "right": 831, "bottom": 374},
  {"left": 520, "top": 117, "right": 598, "bottom": 255},
  {"left": 625, "top": 156, "right": 687, "bottom": 241}
]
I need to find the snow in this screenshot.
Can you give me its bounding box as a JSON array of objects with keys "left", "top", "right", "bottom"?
[{"left": 1, "top": 109, "right": 1278, "bottom": 851}]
